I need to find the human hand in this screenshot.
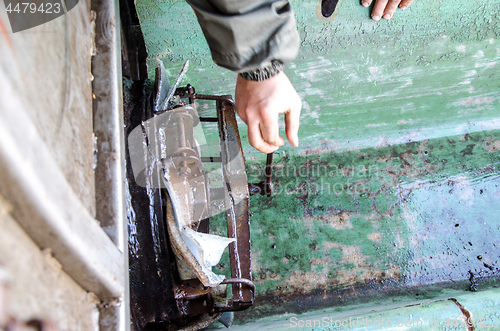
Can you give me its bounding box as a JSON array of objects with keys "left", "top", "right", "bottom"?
[
  {"left": 235, "top": 71, "right": 301, "bottom": 154},
  {"left": 362, "top": 0, "right": 415, "bottom": 21}
]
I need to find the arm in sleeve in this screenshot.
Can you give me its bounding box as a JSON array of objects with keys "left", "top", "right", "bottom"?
[{"left": 185, "top": 0, "right": 300, "bottom": 73}]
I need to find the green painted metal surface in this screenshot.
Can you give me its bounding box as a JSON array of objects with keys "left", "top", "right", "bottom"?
[
  {"left": 134, "top": 0, "right": 500, "bottom": 326},
  {"left": 135, "top": 0, "right": 500, "bottom": 160},
  {"left": 208, "top": 287, "right": 500, "bottom": 330},
  {"left": 210, "top": 130, "right": 500, "bottom": 322},
  {"left": 218, "top": 298, "right": 469, "bottom": 330}
]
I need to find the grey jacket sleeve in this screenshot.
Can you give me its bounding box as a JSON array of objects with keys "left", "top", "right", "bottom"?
[{"left": 185, "top": 0, "right": 300, "bottom": 73}]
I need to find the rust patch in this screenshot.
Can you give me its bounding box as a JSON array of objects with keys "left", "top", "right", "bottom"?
[
  {"left": 367, "top": 232, "right": 382, "bottom": 243},
  {"left": 449, "top": 298, "right": 476, "bottom": 331},
  {"left": 298, "top": 144, "right": 339, "bottom": 156},
  {"left": 311, "top": 257, "right": 331, "bottom": 266},
  {"left": 374, "top": 155, "right": 392, "bottom": 163},
  {"left": 281, "top": 268, "right": 335, "bottom": 294},
  {"left": 417, "top": 139, "right": 429, "bottom": 153},
  {"left": 336, "top": 266, "right": 400, "bottom": 287},
  {"left": 323, "top": 241, "right": 339, "bottom": 250},
  {"left": 483, "top": 137, "right": 500, "bottom": 152},
  {"left": 341, "top": 167, "right": 356, "bottom": 177},
  {"left": 320, "top": 138, "right": 330, "bottom": 144},
  {"left": 336, "top": 245, "right": 400, "bottom": 284},
  {"left": 276, "top": 244, "right": 400, "bottom": 295},
  {"left": 365, "top": 213, "right": 379, "bottom": 222},
  {"left": 304, "top": 211, "right": 352, "bottom": 230},
  {"left": 338, "top": 245, "right": 366, "bottom": 266}
]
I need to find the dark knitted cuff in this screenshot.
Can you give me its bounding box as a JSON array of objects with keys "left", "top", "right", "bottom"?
[{"left": 239, "top": 60, "right": 284, "bottom": 82}]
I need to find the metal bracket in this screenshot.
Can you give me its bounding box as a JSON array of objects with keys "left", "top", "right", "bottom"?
[{"left": 175, "top": 86, "right": 256, "bottom": 310}]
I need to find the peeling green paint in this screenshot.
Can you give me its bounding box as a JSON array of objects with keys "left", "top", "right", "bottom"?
[
  {"left": 222, "top": 129, "right": 499, "bottom": 320},
  {"left": 207, "top": 130, "right": 500, "bottom": 323},
  {"left": 135, "top": 0, "right": 500, "bottom": 162}
]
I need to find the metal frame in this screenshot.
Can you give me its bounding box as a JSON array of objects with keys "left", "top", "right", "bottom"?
[
  {"left": 91, "top": 0, "right": 129, "bottom": 327},
  {"left": 177, "top": 86, "right": 255, "bottom": 311}
]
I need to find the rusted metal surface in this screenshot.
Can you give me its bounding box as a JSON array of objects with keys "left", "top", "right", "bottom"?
[
  {"left": 127, "top": 79, "right": 256, "bottom": 329},
  {"left": 249, "top": 153, "right": 274, "bottom": 197},
  {"left": 175, "top": 87, "right": 256, "bottom": 308},
  {"left": 120, "top": 0, "right": 148, "bottom": 81},
  {"left": 216, "top": 99, "right": 254, "bottom": 308},
  {"left": 264, "top": 153, "right": 273, "bottom": 197},
  {"left": 125, "top": 80, "right": 181, "bottom": 330},
  {"left": 158, "top": 104, "right": 237, "bottom": 287},
  {"left": 92, "top": 0, "right": 126, "bottom": 247},
  {"left": 174, "top": 279, "right": 210, "bottom": 300}
]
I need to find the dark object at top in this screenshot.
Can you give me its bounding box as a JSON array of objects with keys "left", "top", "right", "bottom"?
[{"left": 321, "top": 0, "right": 340, "bottom": 17}]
